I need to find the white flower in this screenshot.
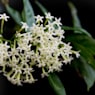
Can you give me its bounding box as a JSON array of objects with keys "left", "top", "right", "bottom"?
[
  {"left": 0, "top": 13, "right": 10, "bottom": 21},
  {"left": 75, "top": 51, "right": 80, "bottom": 58},
  {"left": 21, "top": 22, "right": 29, "bottom": 31},
  {"left": 35, "top": 15, "right": 44, "bottom": 23},
  {"left": 46, "top": 21, "right": 55, "bottom": 31},
  {"left": 54, "top": 17, "right": 62, "bottom": 26},
  {"left": 72, "top": 50, "right": 80, "bottom": 58},
  {"left": 63, "top": 56, "right": 74, "bottom": 64},
  {"left": 45, "top": 12, "right": 54, "bottom": 20}
]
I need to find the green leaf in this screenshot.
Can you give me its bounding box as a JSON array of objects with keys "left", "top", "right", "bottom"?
[
  {"left": 62, "top": 26, "right": 91, "bottom": 37},
  {"left": 5, "top": 4, "right": 21, "bottom": 25},
  {"left": 68, "top": 2, "right": 91, "bottom": 37},
  {"left": 68, "top": 2, "right": 81, "bottom": 29},
  {"left": 23, "top": 0, "right": 35, "bottom": 26},
  {"left": 68, "top": 2, "right": 95, "bottom": 90},
  {"left": 66, "top": 34, "right": 95, "bottom": 68},
  {"left": 35, "top": 0, "right": 48, "bottom": 15},
  {"left": 73, "top": 57, "right": 95, "bottom": 90},
  {"left": 80, "top": 57, "right": 95, "bottom": 90},
  {"left": 21, "top": 9, "right": 26, "bottom": 22},
  {"left": 48, "top": 73, "right": 66, "bottom": 95}
]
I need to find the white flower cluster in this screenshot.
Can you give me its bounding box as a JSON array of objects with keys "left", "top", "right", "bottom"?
[{"left": 0, "top": 13, "right": 80, "bottom": 85}]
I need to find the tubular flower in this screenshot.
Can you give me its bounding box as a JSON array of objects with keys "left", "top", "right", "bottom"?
[{"left": 0, "top": 13, "right": 80, "bottom": 85}]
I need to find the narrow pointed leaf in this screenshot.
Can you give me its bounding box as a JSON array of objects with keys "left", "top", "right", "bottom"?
[
  {"left": 80, "top": 57, "right": 95, "bottom": 90},
  {"left": 5, "top": 4, "right": 21, "bottom": 25},
  {"left": 35, "top": 0, "right": 48, "bottom": 14},
  {"left": 66, "top": 34, "right": 95, "bottom": 90},
  {"left": 73, "top": 57, "right": 95, "bottom": 90},
  {"left": 48, "top": 73, "right": 66, "bottom": 95},
  {"left": 68, "top": 2, "right": 91, "bottom": 37},
  {"left": 68, "top": 2, "right": 81, "bottom": 28},
  {"left": 62, "top": 26, "right": 91, "bottom": 37},
  {"left": 66, "top": 34, "right": 95, "bottom": 68},
  {"left": 68, "top": 2, "right": 95, "bottom": 90},
  {"left": 23, "top": 0, "right": 35, "bottom": 26}
]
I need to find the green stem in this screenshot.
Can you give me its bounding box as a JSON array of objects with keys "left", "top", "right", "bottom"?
[
  {"left": 17, "top": 28, "right": 23, "bottom": 33},
  {"left": 0, "top": 19, "right": 4, "bottom": 34},
  {"left": 44, "top": 19, "right": 48, "bottom": 26}
]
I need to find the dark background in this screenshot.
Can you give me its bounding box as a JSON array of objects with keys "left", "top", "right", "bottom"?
[{"left": 0, "top": 0, "right": 95, "bottom": 95}]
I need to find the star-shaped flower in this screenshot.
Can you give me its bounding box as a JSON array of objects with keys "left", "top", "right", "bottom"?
[
  {"left": 35, "top": 15, "right": 44, "bottom": 23},
  {"left": 21, "top": 22, "right": 29, "bottom": 31},
  {"left": 0, "top": 13, "right": 10, "bottom": 21},
  {"left": 45, "top": 12, "right": 54, "bottom": 20}
]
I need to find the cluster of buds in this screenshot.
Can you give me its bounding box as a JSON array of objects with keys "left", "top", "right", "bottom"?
[{"left": 0, "top": 13, "right": 80, "bottom": 85}]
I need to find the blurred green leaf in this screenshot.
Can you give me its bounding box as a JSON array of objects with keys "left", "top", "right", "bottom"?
[
  {"left": 48, "top": 73, "right": 66, "bottom": 95},
  {"left": 66, "top": 34, "right": 95, "bottom": 68},
  {"left": 5, "top": 4, "right": 21, "bottom": 25},
  {"left": 66, "top": 34, "right": 95, "bottom": 90},
  {"left": 21, "top": 9, "right": 26, "bottom": 22},
  {"left": 68, "top": 2, "right": 91, "bottom": 37},
  {"left": 68, "top": 2, "right": 81, "bottom": 28},
  {"left": 35, "top": 0, "right": 48, "bottom": 15},
  {"left": 68, "top": 1, "right": 95, "bottom": 90},
  {"left": 80, "top": 57, "right": 95, "bottom": 90},
  {"left": 73, "top": 57, "right": 95, "bottom": 90},
  {"left": 62, "top": 26, "right": 91, "bottom": 37},
  {"left": 23, "top": 0, "right": 35, "bottom": 26}
]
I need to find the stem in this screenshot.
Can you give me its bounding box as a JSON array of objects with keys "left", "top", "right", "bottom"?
[
  {"left": 0, "top": 19, "right": 4, "bottom": 34},
  {"left": 17, "top": 28, "right": 23, "bottom": 33},
  {"left": 44, "top": 19, "right": 48, "bottom": 26}
]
